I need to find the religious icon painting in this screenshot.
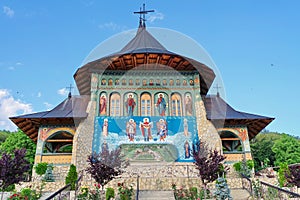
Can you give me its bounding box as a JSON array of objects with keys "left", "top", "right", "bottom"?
[
  {"left": 189, "top": 79, "right": 194, "bottom": 86},
  {"left": 101, "top": 78, "right": 106, "bottom": 85},
  {"left": 102, "top": 118, "right": 108, "bottom": 137},
  {"left": 124, "top": 92, "right": 137, "bottom": 116},
  {"left": 156, "top": 119, "right": 168, "bottom": 141},
  {"left": 139, "top": 118, "right": 153, "bottom": 141},
  {"left": 108, "top": 78, "right": 113, "bottom": 86},
  {"left": 135, "top": 79, "right": 140, "bottom": 86},
  {"left": 99, "top": 92, "right": 107, "bottom": 115},
  {"left": 155, "top": 93, "right": 168, "bottom": 116},
  {"left": 126, "top": 119, "right": 136, "bottom": 142},
  {"left": 183, "top": 118, "right": 189, "bottom": 136},
  {"left": 185, "top": 93, "right": 193, "bottom": 116},
  {"left": 129, "top": 79, "right": 134, "bottom": 86},
  {"left": 115, "top": 79, "right": 120, "bottom": 85},
  {"left": 184, "top": 140, "right": 191, "bottom": 159}
]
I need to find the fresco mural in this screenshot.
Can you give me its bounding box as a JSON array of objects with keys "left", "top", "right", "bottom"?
[{"left": 93, "top": 116, "right": 199, "bottom": 162}]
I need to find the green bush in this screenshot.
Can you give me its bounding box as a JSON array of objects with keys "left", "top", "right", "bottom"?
[
  {"left": 233, "top": 162, "right": 241, "bottom": 172},
  {"left": 106, "top": 187, "right": 115, "bottom": 200},
  {"left": 65, "top": 164, "right": 78, "bottom": 190},
  {"left": 233, "top": 160, "right": 254, "bottom": 177},
  {"left": 278, "top": 162, "right": 289, "bottom": 187},
  {"left": 34, "top": 162, "right": 48, "bottom": 176}
]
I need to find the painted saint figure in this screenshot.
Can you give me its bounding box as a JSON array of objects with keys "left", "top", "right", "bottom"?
[
  {"left": 101, "top": 141, "right": 108, "bottom": 152},
  {"left": 184, "top": 141, "right": 191, "bottom": 159},
  {"left": 185, "top": 95, "right": 193, "bottom": 116},
  {"left": 102, "top": 118, "right": 108, "bottom": 136},
  {"left": 99, "top": 95, "right": 107, "bottom": 115},
  {"left": 126, "top": 119, "right": 136, "bottom": 142},
  {"left": 183, "top": 118, "right": 189, "bottom": 136},
  {"left": 140, "top": 118, "right": 153, "bottom": 141},
  {"left": 156, "top": 93, "right": 167, "bottom": 116},
  {"left": 125, "top": 94, "right": 136, "bottom": 116},
  {"left": 156, "top": 119, "right": 168, "bottom": 141}
]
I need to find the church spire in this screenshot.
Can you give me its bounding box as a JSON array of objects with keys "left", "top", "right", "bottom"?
[{"left": 134, "top": 4, "right": 154, "bottom": 29}]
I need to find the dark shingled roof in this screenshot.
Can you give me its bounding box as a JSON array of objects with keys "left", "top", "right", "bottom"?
[
  {"left": 204, "top": 95, "right": 274, "bottom": 140},
  {"left": 10, "top": 95, "right": 89, "bottom": 142},
  {"left": 74, "top": 26, "right": 216, "bottom": 96}
]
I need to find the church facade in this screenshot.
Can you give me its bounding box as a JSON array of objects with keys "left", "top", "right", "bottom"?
[{"left": 10, "top": 15, "right": 274, "bottom": 189}]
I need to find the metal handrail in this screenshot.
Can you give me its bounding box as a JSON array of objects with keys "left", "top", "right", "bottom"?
[
  {"left": 45, "top": 184, "right": 71, "bottom": 200},
  {"left": 136, "top": 175, "right": 140, "bottom": 200},
  {"left": 260, "top": 180, "right": 300, "bottom": 198},
  {"left": 241, "top": 174, "right": 253, "bottom": 195},
  {"left": 45, "top": 173, "right": 83, "bottom": 200}
]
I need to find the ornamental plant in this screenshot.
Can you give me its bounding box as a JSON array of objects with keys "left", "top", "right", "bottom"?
[
  {"left": 117, "top": 182, "right": 133, "bottom": 200},
  {"left": 106, "top": 187, "right": 115, "bottom": 200},
  {"left": 233, "top": 160, "right": 254, "bottom": 178},
  {"left": 86, "top": 147, "right": 129, "bottom": 189},
  {"left": 192, "top": 142, "right": 228, "bottom": 188},
  {"left": 34, "top": 162, "right": 48, "bottom": 176},
  {"left": 65, "top": 164, "right": 78, "bottom": 190},
  {"left": 214, "top": 176, "right": 232, "bottom": 200},
  {"left": 0, "top": 148, "right": 30, "bottom": 200}
]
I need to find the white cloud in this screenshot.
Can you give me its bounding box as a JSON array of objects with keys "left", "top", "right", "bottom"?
[
  {"left": 148, "top": 13, "right": 164, "bottom": 23},
  {"left": 43, "top": 102, "right": 53, "bottom": 111},
  {"left": 3, "top": 6, "right": 14, "bottom": 18},
  {"left": 0, "top": 89, "right": 33, "bottom": 131},
  {"left": 37, "top": 92, "right": 42, "bottom": 98},
  {"left": 98, "top": 22, "right": 127, "bottom": 31},
  {"left": 57, "top": 88, "right": 68, "bottom": 96}
]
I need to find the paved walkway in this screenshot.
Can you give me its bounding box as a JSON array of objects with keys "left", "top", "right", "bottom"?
[{"left": 231, "top": 189, "right": 251, "bottom": 200}]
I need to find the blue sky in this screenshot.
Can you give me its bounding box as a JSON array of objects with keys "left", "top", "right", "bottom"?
[{"left": 0, "top": 1, "right": 300, "bottom": 136}]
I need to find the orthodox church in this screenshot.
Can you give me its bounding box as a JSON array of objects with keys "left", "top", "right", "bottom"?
[{"left": 10, "top": 7, "right": 274, "bottom": 189}]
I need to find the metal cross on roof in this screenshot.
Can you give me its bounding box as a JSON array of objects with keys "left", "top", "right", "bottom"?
[
  {"left": 134, "top": 4, "right": 154, "bottom": 27},
  {"left": 66, "top": 84, "right": 74, "bottom": 98},
  {"left": 214, "top": 84, "right": 222, "bottom": 96}
]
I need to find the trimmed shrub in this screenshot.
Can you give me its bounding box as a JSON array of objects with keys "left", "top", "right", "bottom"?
[
  {"left": 34, "top": 162, "right": 48, "bottom": 176},
  {"left": 65, "top": 164, "right": 78, "bottom": 190},
  {"left": 106, "top": 187, "right": 115, "bottom": 200}
]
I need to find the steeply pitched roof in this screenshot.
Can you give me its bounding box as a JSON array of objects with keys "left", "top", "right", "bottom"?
[
  {"left": 119, "top": 27, "right": 171, "bottom": 54},
  {"left": 204, "top": 95, "right": 274, "bottom": 140},
  {"left": 74, "top": 26, "right": 216, "bottom": 96},
  {"left": 10, "top": 95, "right": 89, "bottom": 142}
]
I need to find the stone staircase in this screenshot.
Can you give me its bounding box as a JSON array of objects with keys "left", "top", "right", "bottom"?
[{"left": 138, "top": 190, "right": 175, "bottom": 200}]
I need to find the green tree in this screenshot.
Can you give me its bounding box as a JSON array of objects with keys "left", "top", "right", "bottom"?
[
  {"left": 0, "top": 130, "right": 10, "bottom": 144},
  {"left": 250, "top": 132, "right": 282, "bottom": 170},
  {"left": 272, "top": 135, "right": 300, "bottom": 166},
  {"left": 65, "top": 164, "right": 78, "bottom": 190},
  {"left": 0, "top": 129, "right": 36, "bottom": 167}
]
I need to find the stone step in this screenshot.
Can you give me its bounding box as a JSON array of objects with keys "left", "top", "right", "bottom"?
[
  {"left": 138, "top": 190, "right": 175, "bottom": 200},
  {"left": 230, "top": 189, "right": 251, "bottom": 200}
]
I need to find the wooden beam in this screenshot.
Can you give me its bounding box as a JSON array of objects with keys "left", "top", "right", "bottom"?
[
  {"left": 46, "top": 139, "right": 73, "bottom": 143},
  {"left": 221, "top": 138, "right": 240, "bottom": 141}
]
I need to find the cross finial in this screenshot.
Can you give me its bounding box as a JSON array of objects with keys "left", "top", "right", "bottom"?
[
  {"left": 134, "top": 4, "right": 154, "bottom": 28},
  {"left": 214, "top": 84, "right": 222, "bottom": 97},
  {"left": 66, "top": 84, "right": 74, "bottom": 98}
]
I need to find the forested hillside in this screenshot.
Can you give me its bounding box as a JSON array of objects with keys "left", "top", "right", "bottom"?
[{"left": 251, "top": 131, "right": 300, "bottom": 170}]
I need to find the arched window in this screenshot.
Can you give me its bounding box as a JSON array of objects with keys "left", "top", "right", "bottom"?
[
  {"left": 43, "top": 131, "right": 73, "bottom": 153},
  {"left": 219, "top": 131, "right": 242, "bottom": 152},
  {"left": 141, "top": 93, "right": 151, "bottom": 116},
  {"left": 110, "top": 93, "right": 121, "bottom": 116},
  {"left": 171, "top": 93, "right": 182, "bottom": 116}
]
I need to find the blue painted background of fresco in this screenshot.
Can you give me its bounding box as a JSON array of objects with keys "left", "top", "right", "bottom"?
[{"left": 92, "top": 116, "right": 199, "bottom": 162}]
